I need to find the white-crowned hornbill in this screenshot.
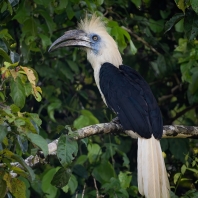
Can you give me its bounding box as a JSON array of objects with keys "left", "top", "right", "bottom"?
[{"left": 49, "top": 15, "right": 170, "bottom": 198}]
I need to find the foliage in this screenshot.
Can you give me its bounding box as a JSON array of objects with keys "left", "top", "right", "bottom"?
[{"left": 0, "top": 0, "right": 198, "bottom": 197}]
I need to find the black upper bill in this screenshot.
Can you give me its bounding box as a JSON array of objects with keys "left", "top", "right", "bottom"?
[{"left": 48, "top": 30, "right": 92, "bottom": 52}]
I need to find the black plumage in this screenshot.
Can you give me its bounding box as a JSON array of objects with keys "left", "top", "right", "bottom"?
[{"left": 99, "top": 62, "right": 163, "bottom": 139}]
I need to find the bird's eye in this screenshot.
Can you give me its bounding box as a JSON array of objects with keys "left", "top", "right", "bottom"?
[{"left": 92, "top": 35, "right": 98, "bottom": 41}]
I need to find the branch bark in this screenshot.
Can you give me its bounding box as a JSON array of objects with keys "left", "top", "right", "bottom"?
[{"left": 5, "top": 123, "right": 198, "bottom": 170}]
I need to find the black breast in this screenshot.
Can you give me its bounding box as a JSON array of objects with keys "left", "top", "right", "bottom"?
[{"left": 99, "top": 62, "right": 163, "bottom": 139}]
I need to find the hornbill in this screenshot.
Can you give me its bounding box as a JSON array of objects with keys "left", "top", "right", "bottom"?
[{"left": 49, "top": 15, "right": 170, "bottom": 198}]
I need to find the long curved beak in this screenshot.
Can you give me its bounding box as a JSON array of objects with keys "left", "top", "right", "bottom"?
[{"left": 48, "top": 30, "right": 92, "bottom": 52}]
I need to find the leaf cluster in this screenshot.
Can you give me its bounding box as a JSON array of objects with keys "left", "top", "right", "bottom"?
[{"left": 0, "top": 0, "right": 198, "bottom": 197}]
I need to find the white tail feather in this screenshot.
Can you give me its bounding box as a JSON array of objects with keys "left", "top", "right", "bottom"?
[{"left": 138, "top": 135, "right": 170, "bottom": 198}]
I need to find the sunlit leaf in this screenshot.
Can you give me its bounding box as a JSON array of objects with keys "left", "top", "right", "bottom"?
[
  {"left": 26, "top": 133, "right": 48, "bottom": 157},
  {"left": 9, "top": 178, "right": 26, "bottom": 198},
  {"left": 174, "top": 173, "right": 181, "bottom": 184},
  {"left": 20, "top": 67, "right": 36, "bottom": 85},
  {"left": 88, "top": 143, "right": 102, "bottom": 164},
  {"left": 42, "top": 168, "right": 58, "bottom": 198},
  {"left": 118, "top": 171, "right": 132, "bottom": 189},
  {"left": 92, "top": 161, "right": 115, "bottom": 183},
  {"left": 67, "top": 174, "right": 78, "bottom": 194}
]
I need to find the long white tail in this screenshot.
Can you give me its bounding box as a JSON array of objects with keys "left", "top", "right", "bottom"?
[{"left": 138, "top": 135, "right": 170, "bottom": 198}]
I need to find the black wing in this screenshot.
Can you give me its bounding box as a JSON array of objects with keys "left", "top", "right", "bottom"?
[{"left": 99, "top": 62, "right": 163, "bottom": 139}]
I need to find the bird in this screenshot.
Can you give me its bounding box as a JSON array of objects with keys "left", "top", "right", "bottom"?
[{"left": 49, "top": 14, "right": 170, "bottom": 198}]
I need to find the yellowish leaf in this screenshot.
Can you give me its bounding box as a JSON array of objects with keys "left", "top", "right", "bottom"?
[
  {"left": 32, "top": 87, "right": 42, "bottom": 102},
  {"left": 36, "top": 86, "right": 42, "bottom": 94},
  {"left": 1, "top": 67, "right": 11, "bottom": 79},
  {"left": 9, "top": 178, "right": 26, "bottom": 198},
  {"left": 4, "top": 61, "right": 19, "bottom": 68},
  {"left": 20, "top": 66, "right": 36, "bottom": 86},
  {"left": 10, "top": 69, "right": 18, "bottom": 80},
  {"left": 3, "top": 172, "right": 12, "bottom": 190}
]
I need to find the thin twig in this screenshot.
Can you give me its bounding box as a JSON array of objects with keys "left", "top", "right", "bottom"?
[
  {"left": 170, "top": 104, "right": 198, "bottom": 123},
  {"left": 82, "top": 183, "right": 86, "bottom": 198},
  {"left": 122, "top": 26, "right": 161, "bottom": 56},
  {"left": 93, "top": 177, "right": 100, "bottom": 198}
]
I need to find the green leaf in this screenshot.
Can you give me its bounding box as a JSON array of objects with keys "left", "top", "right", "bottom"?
[
  {"left": 0, "top": 48, "right": 12, "bottom": 62},
  {"left": 10, "top": 77, "right": 26, "bottom": 109},
  {"left": 170, "top": 191, "right": 179, "bottom": 198},
  {"left": 26, "top": 133, "right": 48, "bottom": 157},
  {"left": 22, "top": 19, "right": 37, "bottom": 38},
  {"left": 88, "top": 143, "right": 102, "bottom": 164},
  {"left": 39, "top": 33, "right": 51, "bottom": 51},
  {"left": 27, "top": 113, "right": 42, "bottom": 127},
  {"left": 186, "top": 167, "right": 198, "bottom": 174},
  {"left": 174, "top": 0, "right": 186, "bottom": 13},
  {"left": 0, "top": 125, "right": 8, "bottom": 143},
  {"left": 129, "top": 40, "right": 137, "bottom": 55},
  {"left": 149, "top": 19, "right": 164, "bottom": 33},
  {"left": 47, "top": 100, "right": 62, "bottom": 122},
  {"left": 174, "top": 172, "right": 181, "bottom": 184},
  {"left": 175, "top": 18, "right": 184, "bottom": 32},
  {"left": 0, "top": 178, "right": 7, "bottom": 198},
  {"left": 92, "top": 161, "right": 115, "bottom": 183},
  {"left": 81, "top": 109, "right": 99, "bottom": 125},
  {"left": 59, "top": 66, "right": 74, "bottom": 81},
  {"left": 73, "top": 110, "right": 99, "bottom": 129},
  {"left": 191, "top": 0, "right": 198, "bottom": 14},
  {"left": 37, "top": 9, "right": 56, "bottom": 36},
  {"left": 67, "top": 60, "right": 79, "bottom": 74},
  {"left": 73, "top": 115, "right": 89, "bottom": 129},
  {"left": 189, "top": 67, "right": 198, "bottom": 94},
  {"left": 12, "top": 5, "right": 29, "bottom": 23},
  {"left": 17, "top": 135, "right": 28, "bottom": 153},
  {"left": 118, "top": 171, "right": 132, "bottom": 189},
  {"left": 51, "top": 167, "right": 71, "bottom": 188},
  {"left": 169, "top": 139, "right": 189, "bottom": 162},
  {"left": 164, "top": 13, "right": 185, "bottom": 33},
  {"left": 66, "top": 2, "right": 75, "bottom": 19},
  {"left": 75, "top": 155, "right": 87, "bottom": 165},
  {"left": 181, "top": 164, "right": 186, "bottom": 174},
  {"left": 42, "top": 168, "right": 58, "bottom": 198},
  {"left": 56, "top": 0, "right": 68, "bottom": 10},
  {"left": 73, "top": 164, "right": 88, "bottom": 178},
  {"left": 67, "top": 174, "right": 78, "bottom": 194},
  {"left": 184, "top": 9, "right": 198, "bottom": 40},
  {"left": 34, "top": 0, "right": 49, "bottom": 7},
  {"left": 131, "top": 0, "right": 141, "bottom": 8},
  {"left": 157, "top": 55, "right": 167, "bottom": 74},
  {"left": 57, "top": 134, "right": 78, "bottom": 167}
]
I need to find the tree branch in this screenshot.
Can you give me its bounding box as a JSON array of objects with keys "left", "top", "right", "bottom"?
[
  {"left": 4, "top": 123, "right": 198, "bottom": 171},
  {"left": 122, "top": 26, "right": 161, "bottom": 56}
]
